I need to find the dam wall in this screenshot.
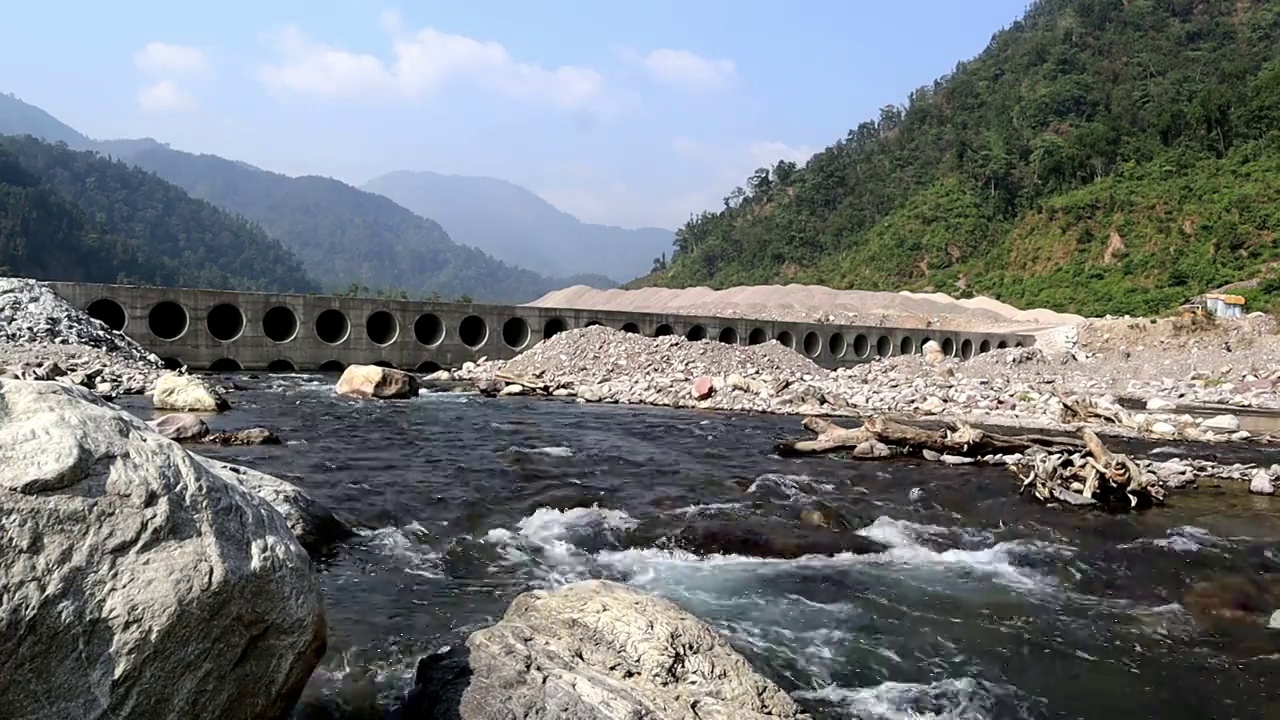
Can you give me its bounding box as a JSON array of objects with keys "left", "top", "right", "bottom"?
[{"left": 48, "top": 282, "right": 1036, "bottom": 372}]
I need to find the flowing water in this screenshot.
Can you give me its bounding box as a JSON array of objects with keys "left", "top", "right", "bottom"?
[{"left": 117, "top": 375, "right": 1280, "bottom": 720}]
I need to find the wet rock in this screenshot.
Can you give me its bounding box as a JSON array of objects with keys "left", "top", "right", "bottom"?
[
  {"left": 1146, "top": 397, "right": 1176, "bottom": 411},
  {"left": 498, "top": 383, "right": 526, "bottom": 396},
  {"left": 657, "top": 519, "right": 888, "bottom": 559},
  {"left": 152, "top": 372, "right": 230, "bottom": 412},
  {"left": 404, "top": 579, "right": 807, "bottom": 719},
  {"left": 336, "top": 364, "right": 419, "bottom": 400},
  {"left": 0, "top": 379, "right": 325, "bottom": 719},
  {"left": 691, "top": 375, "right": 715, "bottom": 400},
  {"left": 1182, "top": 574, "right": 1280, "bottom": 630},
  {"left": 1270, "top": 610, "right": 1280, "bottom": 630},
  {"left": 1250, "top": 470, "right": 1275, "bottom": 496},
  {"left": 147, "top": 412, "right": 210, "bottom": 441},
  {"left": 206, "top": 427, "right": 282, "bottom": 446},
  {"left": 196, "top": 456, "right": 353, "bottom": 552}
]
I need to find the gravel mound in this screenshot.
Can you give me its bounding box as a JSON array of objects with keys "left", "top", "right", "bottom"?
[
  {"left": 0, "top": 278, "right": 162, "bottom": 395},
  {"left": 525, "top": 284, "right": 1084, "bottom": 332},
  {"left": 502, "top": 326, "right": 826, "bottom": 384}
]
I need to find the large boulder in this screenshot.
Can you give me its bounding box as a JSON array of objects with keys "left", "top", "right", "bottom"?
[
  {"left": 196, "top": 456, "right": 352, "bottom": 552},
  {"left": 922, "top": 340, "right": 946, "bottom": 364},
  {"left": 152, "top": 372, "right": 230, "bottom": 412},
  {"left": 335, "top": 365, "right": 419, "bottom": 400},
  {"left": 404, "top": 579, "right": 808, "bottom": 719},
  {"left": 0, "top": 379, "right": 326, "bottom": 720}
]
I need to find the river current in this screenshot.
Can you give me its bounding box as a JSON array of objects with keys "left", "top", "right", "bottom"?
[{"left": 116, "top": 374, "right": 1280, "bottom": 720}]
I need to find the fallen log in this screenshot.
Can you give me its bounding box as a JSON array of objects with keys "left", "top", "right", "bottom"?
[
  {"left": 777, "top": 416, "right": 1083, "bottom": 458},
  {"left": 778, "top": 416, "right": 1167, "bottom": 512}
]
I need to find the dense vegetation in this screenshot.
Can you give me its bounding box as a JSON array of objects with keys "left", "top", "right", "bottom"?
[
  {"left": 645, "top": 0, "right": 1280, "bottom": 316},
  {"left": 125, "top": 147, "right": 607, "bottom": 302},
  {"left": 0, "top": 135, "right": 318, "bottom": 291}
]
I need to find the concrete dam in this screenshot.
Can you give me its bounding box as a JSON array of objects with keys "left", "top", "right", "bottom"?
[{"left": 48, "top": 282, "right": 1036, "bottom": 373}]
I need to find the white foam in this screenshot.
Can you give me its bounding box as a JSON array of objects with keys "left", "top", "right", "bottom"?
[
  {"left": 506, "top": 445, "right": 574, "bottom": 458},
  {"left": 796, "top": 676, "right": 1036, "bottom": 719},
  {"left": 357, "top": 522, "right": 442, "bottom": 578},
  {"left": 746, "top": 473, "right": 835, "bottom": 502}
]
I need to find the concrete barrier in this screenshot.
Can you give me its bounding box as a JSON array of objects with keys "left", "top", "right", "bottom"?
[{"left": 48, "top": 282, "right": 1035, "bottom": 372}]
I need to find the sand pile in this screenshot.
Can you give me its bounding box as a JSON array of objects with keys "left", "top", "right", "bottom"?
[{"left": 527, "top": 284, "right": 1084, "bottom": 332}]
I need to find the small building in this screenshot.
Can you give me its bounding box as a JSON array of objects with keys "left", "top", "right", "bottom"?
[{"left": 1194, "top": 293, "right": 1247, "bottom": 319}]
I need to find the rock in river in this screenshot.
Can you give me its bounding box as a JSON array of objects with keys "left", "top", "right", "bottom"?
[
  {"left": 405, "top": 579, "right": 808, "bottom": 719},
  {"left": 335, "top": 364, "right": 419, "bottom": 400},
  {"left": 151, "top": 371, "right": 230, "bottom": 412},
  {"left": 0, "top": 379, "right": 326, "bottom": 720}
]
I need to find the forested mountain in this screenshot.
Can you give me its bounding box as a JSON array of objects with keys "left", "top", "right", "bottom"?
[
  {"left": 643, "top": 0, "right": 1280, "bottom": 316},
  {"left": 122, "top": 146, "right": 606, "bottom": 301},
  {"left": 0, "top": 134, "right": 318, "bottom": 292},
  {"left": 363, "top": 170, "right": 673, "bottom": 283}
]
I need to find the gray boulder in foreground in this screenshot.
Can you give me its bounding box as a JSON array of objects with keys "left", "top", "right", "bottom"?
[
  {"left": 405, "top": 579, "right": 809, "bottom": 719},
  {"left": 0, "top": 379, "right": 327, "bottom": 720}
]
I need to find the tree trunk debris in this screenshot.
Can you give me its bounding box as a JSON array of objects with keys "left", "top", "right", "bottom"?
[{"left": 774, "top": 416, "right": 1213, "bottom": 512}]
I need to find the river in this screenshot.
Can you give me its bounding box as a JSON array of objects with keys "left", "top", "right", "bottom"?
[{"left": 116, "top": 374, "right": 1280, "bottom": 720}]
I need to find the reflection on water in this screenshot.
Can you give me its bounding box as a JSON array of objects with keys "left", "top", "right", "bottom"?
[{"left": 116, "top": 374, "right": 1280, "bottom": 720}]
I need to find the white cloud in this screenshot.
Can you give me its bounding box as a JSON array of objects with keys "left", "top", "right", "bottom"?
[
  {"left": 138, "top": 79, "right": 198, "bottom": 113},
  {"left": 621, "top": 47, "right": 736, "bottom": 92},
  {"left": 134, "top": 42, "right": 210, "bottom": 77},
  {"left": 256, "top": 21, "right": 608, "bottom": 111}
]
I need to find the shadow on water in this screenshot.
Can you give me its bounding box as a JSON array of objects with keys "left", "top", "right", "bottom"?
[{"left": 115, "top": 374, "right": 1280, "bottom": 720}]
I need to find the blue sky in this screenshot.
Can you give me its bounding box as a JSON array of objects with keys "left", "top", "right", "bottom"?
[{"left": 2, "top": 0, "right": 1031, "bottom": 229}]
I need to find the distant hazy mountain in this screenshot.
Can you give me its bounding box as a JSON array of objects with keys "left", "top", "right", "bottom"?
[
  {"left": 0, "top": 93, "right": 617, "bottom": 302},
  {"left": 363, "top": 170, "right": 674, "bottom": 283}
]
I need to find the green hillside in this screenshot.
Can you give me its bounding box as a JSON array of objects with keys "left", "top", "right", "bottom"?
[
  {"left": 644, "top": 0, "right": 1280, "bottom": 316},
  {"left": 0, "top": 134, "right": 318, "bottom": 292}
]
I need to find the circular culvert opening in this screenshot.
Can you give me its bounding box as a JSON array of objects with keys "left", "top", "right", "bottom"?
[
  {"left": 718, "top": 327, "right": 739, "bottom": 344},
  {"left": 828, "top": 332, "right": 847, "bottom": 357},
  {"left": 802, "top": 331, "right": 821, "bottom": 357},
  {"left": 319, "top": 360, "right": 346, "bottom": 373},
  {"left": 544, "top": 317, "right": 568, "bottom": 339},
  {"left": 316, "top": 309, "right": 351, "bottom": 345},
  {"left": 979, "top": 339, "right": 992, "bottom": 354},
  {"left": 997, "top": 341, "right": 1008, "bottom": 349},
  {"left": 208, "top": 358, "right": 242, "bottom": 372},
  {"left": 853, "top": 334, "right": 870, "bottom": 358},
  {"left": 87, "top": 298, "right": 127, "bottom": 331},
  {"left": 459, "top": 315, "right": 488, "bottom": 349},
  {"left": 621, "top": 322, "right": 640, "bottom": 334},
  {"left": 900, "top": 336, "right": 917, "bottom": 355},
  {"left": 148, "top": 301, "right": 188, "bottom": 341},
  {"left": 372, "top": 360, "right": 396, "bottom": 369},
  {"left": 262, "top": 306, "right": 299, "bottom": 343},
  {"left": 160, "top": 357, "right": 184, "bottom": 370},
  {"left": 876, "top": 336, "right": 892, "bottom": 358},
  {"left": 654, "top": 323, "right": 674, "bottom": 337},
  {"left": 415, "top": 313, "right": 445, "bottom": 346},
  {"left": 366, "top": 310, "right": 399, "bottom": 346},
  {"left": 942, "top": 337, "right": 957, "bottom": 357},
  {"left": 686, "top": 325, "right": 707, "bottom": 341},
  {"left": 748, "top": 328, "right": 768, "bottom": 345},
  {"left": 776, "top": 330, "right": 795, "bottom": 349},
  {"left": 1015, "top": 342, "right": 1025, "bottom": 348},
  {"left": 207, "top": 303, "right": 245, "bottom": 342},
  {"left": 503, "top": 317, "right": 531, "bottom": 349},
  {"left": 416, "top": 360, "right": 442, "bottom": 373},
  {"left": 267, "top": 359, "right": 297, "bottom": 372},
  {"left": 584, "top": 320, "right": 604, "bottom": 328},
  {"left": 961, "top": 338, "right": 975, "bottom": 360}
]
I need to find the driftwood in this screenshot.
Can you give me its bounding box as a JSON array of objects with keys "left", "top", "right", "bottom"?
[
  {"left": 776, "top": 416, "right": 1083, "bottom": 457},
  {"left": 778, "top": 416, "right": 1164, "bottom": 512}
]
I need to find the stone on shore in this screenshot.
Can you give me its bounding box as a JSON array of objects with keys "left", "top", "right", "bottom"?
[
  {"left": 922, "top": 339, "right": 945, "bottom": 364},
  {"left": 152, "top": 372, "right": 230, "bottom": 412},
  {"left": 147, "top": 411, "right": 210, "bottom": 441},
  {"left": 0, "top": 379, "right": 326, "bottom": 720},
  {"left": 1145, "top": 397, "right": 1177, "bottom": 411},
  {"left": 1250, "top": 469, "right": 1276, "bottom": 496},
  {"left": 405, "top": 579, "right": 807, "bottom": 719},
  {"left": 335, "top": 364, "right": 419, "bottom": 400}
]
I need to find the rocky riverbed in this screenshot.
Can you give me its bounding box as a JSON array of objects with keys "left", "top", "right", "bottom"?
[
  {"left": 0, "top": 278, "right": 162, "bottom": 396},
  {"left": 442, "top": 324, "right": 1280, "bottom": 447}
]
